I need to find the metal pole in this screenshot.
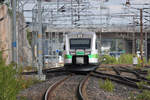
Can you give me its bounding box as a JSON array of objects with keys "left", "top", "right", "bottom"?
[
  {"left": 132, "top": 17, "right": 136, "bottom": 54},
  {"left": 116, "top": 39, "right": 118, "bottom": 58},
  {"left": 140, "top": 9, "right": 144, "bottom": 67},
  {"left": 37, "top": 0, "right": 45, "bottom": 80},
  {"left": 132, "top": 32, "right": 136, "bottom": 54},
  {"left": 71, "top": 0, "right": 73, "bottom": 27},
  {"left": 145, "top": 32, "right": 148, "bottom": 63},
  {"left": 12, "top": 0, "right": 17, "bottom": 64}
]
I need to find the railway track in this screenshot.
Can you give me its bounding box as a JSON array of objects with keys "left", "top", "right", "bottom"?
[
  {"left": 45, "top": 74, "right": 72, "bottom": 100},
  {"left": 78, "top": 73, "right": 91, "bottom": 100},
  {"left": 21, "top": 65, "right": 150, "bottom": 100},
  {"left": 44, "top": 66, "right": 150, "bottom": 100},
  {"left": 45, "top": 72, "right": 92, "bottom": 100},
  {"left": 94, "top": 66, "right": 150, "bottom": 90}
]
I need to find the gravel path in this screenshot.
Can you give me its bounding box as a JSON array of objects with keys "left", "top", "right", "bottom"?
[
  {"left": 17, "top": 75, "right": 68, "bottom": 100},
  {"left": 86, "top": 76, "right": 140, "bottom": 100}
]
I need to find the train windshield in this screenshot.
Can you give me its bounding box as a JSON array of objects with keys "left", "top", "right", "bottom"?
[{"left": 70, "top": 38, "right": 91, "bottom": 49}]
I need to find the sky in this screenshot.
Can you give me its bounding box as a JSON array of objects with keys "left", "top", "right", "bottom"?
[{"left": 23, "top": 0, "right": 150, "bottom": 24}]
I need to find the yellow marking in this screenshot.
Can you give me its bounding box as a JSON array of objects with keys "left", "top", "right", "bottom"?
[
  {"left": 38, "top": 34, "right": 42, "bottom": 38},
  {"left": 38, "top": 50, "right": 42, "bottom": 54}
]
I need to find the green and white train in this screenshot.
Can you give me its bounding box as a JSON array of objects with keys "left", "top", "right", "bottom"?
[{"left": 64, "top": 32, "right": 99, "bottom": 68}]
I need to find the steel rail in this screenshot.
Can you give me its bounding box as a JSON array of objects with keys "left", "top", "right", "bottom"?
[
  {"left": 45, "top": 75, "right": 72, "bottom": 100},
  {"left": 99, "top": 66, "right": 150, "bottom": 84},
  {"left": 94, "top": 71, "right": 137, "bottom": 84},
  {"left": 112, "top": 67, "right": 121, "bottom": 75},
  {"left": 91, "top": 72, "right": 138, "bottom": 88},
  {"left": 110, "top": 67, "right": 143, "bottom": 82},
  {"left": 78, "top": 73, "right": 91, "bottom": 100},
  {"left": 93, "top": 71, "right": 150, "bottom": 90},
  {"left": 118, "top": 67, "right": 150, "bottom": 81}
]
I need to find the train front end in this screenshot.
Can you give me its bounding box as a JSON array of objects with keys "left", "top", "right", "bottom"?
[{"left": 64, "top": 32, "right": 99, "bottom": 71}]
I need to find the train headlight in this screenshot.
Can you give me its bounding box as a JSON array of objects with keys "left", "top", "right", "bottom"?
[
  {"left": 85, "top": 51, "right": 91, "bottom": 55},
  {"left": 70, "top": 50, "right": 76, "bottom": 55}
]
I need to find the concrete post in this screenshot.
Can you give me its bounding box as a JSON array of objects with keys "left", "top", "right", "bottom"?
[
  {"left": 37, "top": 0, "right": 45, "bottom": 80},
  {"left": 12, "top": 0, "right": 17, "bottom": 64}
]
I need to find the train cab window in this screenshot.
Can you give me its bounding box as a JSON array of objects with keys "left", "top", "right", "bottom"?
[{"left": 70, "top": 38, "right": 91, "bottom": 49}]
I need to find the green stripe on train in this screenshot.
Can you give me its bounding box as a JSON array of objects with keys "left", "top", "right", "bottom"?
[
  {"left": 88, "top": 54, "right": 99, "bottom": 58},
  {"left": 76, "top": 51, "right": 84, "bottom": 55},
  {"left": 65, "top": 54, "right": 99, "bottom": 59},
  {"left": 64, "top": 55, "right": 72, "bottom": 59}
]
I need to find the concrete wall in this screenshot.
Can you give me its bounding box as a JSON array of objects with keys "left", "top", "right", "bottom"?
[
  {"left": 0, "top": 5, "right": 32, "bottom": 66},
  {"left": 0, "top": 5, "right": 12, "bottom": 64},
  {"left": 17, "top": 14, "right": 32, "bottom": 66}
]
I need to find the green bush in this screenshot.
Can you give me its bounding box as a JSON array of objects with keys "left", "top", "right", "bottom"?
[
  {"left": 0, "top": 51, "right": 42, "bottom": 100},
  {"left": 136, "top": 81, "right": 148, "bottom": 89},
  {"left": 99, "top": 79, "right": 114, "bottom": 92},
  {"left": 100, "top": 54, "right": 148, "bottom": 66},
  {"left": 135, "top": 57, "right": 147, "bottom": 69},
  {"left": 129, "top": 90, "right": 150, "bottom": 100},
  {"left": 117, "top": 54, "right": 133, "bottom": 64},
  {"left": 100, "top": 54, "right": 134, "bottom": 64},
  {"left": 146, "top": 70, "right": 150, "bottom": 80},
  {"left": 0, "top": 51, "right": 21, "bottom": 100},
  {"left": 147, "top": 59, "right": 150, "bottom": 66},
  {"left": 99, "top": 55, "right": 117, "bottom": 64}
]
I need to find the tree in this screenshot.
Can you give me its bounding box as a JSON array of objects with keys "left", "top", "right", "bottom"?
[{"left": 0, "top": 51, "right": 21, "bottom": 100}]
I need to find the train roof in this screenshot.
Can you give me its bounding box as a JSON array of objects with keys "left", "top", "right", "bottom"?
[{"left": 69, "top": 32, "right": 95, "bottom": 35}]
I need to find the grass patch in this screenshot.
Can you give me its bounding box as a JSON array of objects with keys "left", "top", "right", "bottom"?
[
  {"left": 99, "top": 55, "right": 117, "bottom": 64},
  {"left": 136, "top": 81, "right": 148, "bottom": 89},
  {"left": 146, "top": 70, "right": 150, "bottom": 80},
  {"left": 0, "top": 51, "right": 41, "bottom": 100},
  {"left": 131, "top": 81, "right": 150, "bottom": 100},
  {"left": 136, "top": 90, "right": 150, "bottom": 100},
  {"left": 129, "top": 91, "right": 137, "bottom": 100},
  {"left": 148, "top": 59, "right": 150, "bottom": 66},
  {"left": 129, "top": 90, "right": 150, "bottom": 100},
  {"left": 99, "top": 79, "right": 114, "bottom": 92},
  {"left": 117, "top": 54, "right": 133, "bottom": 64},
  {"left": 100, "top": 54, "right": 149, "bottom": 67},
  {"left": 0, "top": 51, "right": 21, "bottom": 100}
]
